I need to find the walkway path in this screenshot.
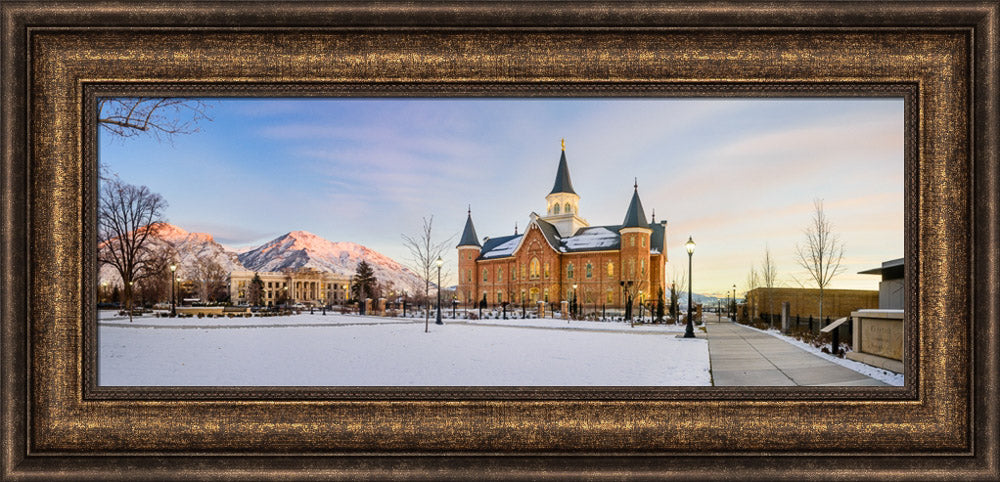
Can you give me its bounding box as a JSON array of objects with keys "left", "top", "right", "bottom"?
[{"left": 705, "top": 319, "right": 886, "bottom": 386}]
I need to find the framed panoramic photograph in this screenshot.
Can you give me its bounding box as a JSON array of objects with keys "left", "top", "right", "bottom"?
[
  {"left": 93, "top": 96, "right": 906, "bottom": 389},
  {"left": 2, "top": 1, "right": 998, "bottom": 480}
]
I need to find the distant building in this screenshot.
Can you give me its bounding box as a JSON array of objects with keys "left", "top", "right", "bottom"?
[
  {"left": 456, "top": 140, "right": 667, "bottom": 309},
  {"left": 229, "top": 267, "right": 351, "bottom": 307},
  {"left": 745, "top": 287, "right": 878, "bottom": 320},
  {"left": 858, "top": 258, "right": 904, "bottom": 310}
]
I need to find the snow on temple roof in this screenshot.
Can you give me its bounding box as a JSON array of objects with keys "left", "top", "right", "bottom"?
[
  {"left": 561, "top": 227, "right": 620, "bottom": 251},
  {"left": 480, "top": 235, "right": 522, "bottom": 259}
]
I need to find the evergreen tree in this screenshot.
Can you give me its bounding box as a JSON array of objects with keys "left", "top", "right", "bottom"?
[
  {"left": 351, "top": 261, "right": 378, "bottom": 303},
  {"left": 247, "top": 273, "right": 264, "bottom": 306},
  {"left": 656, "top": 287, "right": 665, "bottom": 322}
]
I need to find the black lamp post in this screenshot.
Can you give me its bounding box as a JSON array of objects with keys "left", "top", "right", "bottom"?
[
  {"left": 169, "top": 263, "right": 177, "bottom": 316},
  {"left": 732, "top": 284, "right": 737, "bottom": 321},
  {"left": 572, "top": 283, "right": 578, "bottom": 321},
  {"left": 684, "top": 236, "right": 696, "bottom": 338},
  {"left": 435, "top": 256, "right": 444, "bottom": 325}
]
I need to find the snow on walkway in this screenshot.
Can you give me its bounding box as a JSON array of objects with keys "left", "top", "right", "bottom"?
[{"left": 99, "top": 312, "right": 710, "bottom": 386}]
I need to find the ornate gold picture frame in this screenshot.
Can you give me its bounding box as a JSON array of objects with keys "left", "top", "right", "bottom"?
[{"left": 2, "top": 1, "right": 997, "bottom": 479}]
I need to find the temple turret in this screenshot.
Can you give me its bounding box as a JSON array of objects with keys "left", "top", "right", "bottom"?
[{"left": 541, "top": 139, "right": 589, "bottom": 236}]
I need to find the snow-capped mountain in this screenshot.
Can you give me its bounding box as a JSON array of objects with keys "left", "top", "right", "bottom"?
[
  {"left": 237, "top": 231, "right": 426, "bottom": 294},
  {"left": 100, "top": 225, "right": 426, "bottom": 294},
  {"left": 99, "top": 223, "right": 244, "bottom": 285}
]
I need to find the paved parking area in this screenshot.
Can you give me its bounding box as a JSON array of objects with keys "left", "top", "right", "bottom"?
[{"left": 705, "top": 320, "right": 887, "bottom": 386}]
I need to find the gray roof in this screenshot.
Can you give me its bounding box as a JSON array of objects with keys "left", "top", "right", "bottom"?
[
  {"left": 620, "top": 187, "right": 649, "bottom": 228},
  {"left": 457, "top": 213, "right": 481, "bottom": 248},
  {"left": 549, "top": 150, "right": 576, "bottom": 195}
]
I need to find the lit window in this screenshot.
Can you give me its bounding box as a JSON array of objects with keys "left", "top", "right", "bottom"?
[
  {"left": 607, "top": 262, "right": 614, "bottom": 277},
  {"left": 498, "top": 267, "right": 503, "bottom": 280},
  {"left": 530, "top": 258, "right": 540, "bottom": 278},
  {"left": 544, "top": 288, "right": 549, "bottom": 302},
  {"left": 607, "top": 289, "right": 614, "bottom": 303},
  {"left": 544, "top": 262, "right": 550, "bottom": 278}
]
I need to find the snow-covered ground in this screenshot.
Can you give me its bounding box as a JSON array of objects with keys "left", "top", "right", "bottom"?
[
  {"left": 98, "top": 311, "right": 710, "bottom": 386},
  {"left": 742, "top": 323, "right": 905, "bottom": 386}
]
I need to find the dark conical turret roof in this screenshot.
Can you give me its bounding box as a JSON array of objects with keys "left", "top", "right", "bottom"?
[
  {"left": 457, "top": 210, "right": 481, "bottom": 248},
  {"left": 621, "top": 184, "right": 650, "bottom": 228},
  {"left": 549, "top": 146, "right": 576, "bottom": 195}
]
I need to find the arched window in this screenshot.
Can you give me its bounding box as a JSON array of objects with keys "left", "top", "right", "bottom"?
[
  {"left": 567, "top": 263, "right": 575, "bottom": 279},
  {"left": 586, "top": 262, "right": 593, "bottom": 278},
  {"left": 530, "top": 258, "right": 540, "bottom": 278},
  {"left": 640, "top": 259, "right": 646, "bottom": 275},
  {"left": 627, "top": 260, "right": 635, "bottom": 278},
  {"left": 544, "top": 288, "right": 549, "bottom": 302},
  {"left": 607, "top": 262, "right": 614, "bottom": 277},
  {"left": 482, "top": 268, "right": 489, "bottom": 282},
  {"left": 553, "top": 203, "right": 561, "bottom": 214},
  {"left": 564, "top": 203, "right": 572, "bottom": 213},
  {"left": 497, "top": 291, "right": 503, "bottom": 303},
  {"left": 641, "top": 236, "right": 646, "bottom": 247},
  {"left": 466, "top": 269, "right": 472, "bottom": 282},
  {"left": 630, "top": 236, "right": 636, "bottom": 247},
  {"left": 607, "top": 289, "right": 614, "bottom": 303},
  {"left": 498, "top": 267, "right": 503, "bottom": 281},
  {"left": 544, "top": 262, "right": 550, "bottom": 278}
]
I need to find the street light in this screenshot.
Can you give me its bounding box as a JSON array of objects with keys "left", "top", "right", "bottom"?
[
  {"left": 684, "top": 236, "right": 696, "bottom": 338},
  {"left": 732, "top": 284, "right": 737, "bottom": 321},
  {"left": 169, "top": 264, "right": 177, "bottom": 316},
  {"left": 572, "top": 283, "right": 578, "bottom": 321},
  {"left": 434, "top": 256, "right": 444, "bottom": 326}
]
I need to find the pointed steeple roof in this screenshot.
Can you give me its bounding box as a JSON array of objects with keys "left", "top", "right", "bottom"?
[
  {"left": 457, "top": 208, "right": 481, "bottom": 248},
  {"left": 548, "top": 139, "right": 576, "bottom": 195},
  {"left": 621, "top": 181, "right": 650, "bottom": 228}
]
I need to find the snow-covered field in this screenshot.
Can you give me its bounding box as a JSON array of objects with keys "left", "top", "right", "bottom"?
[{"left": 98, "top": 311, "right": 710, "bottom": 386}]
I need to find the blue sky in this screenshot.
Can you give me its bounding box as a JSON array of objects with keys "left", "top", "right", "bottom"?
[{"left": 100, "top": 98, "right": 904, "bottom": 296}]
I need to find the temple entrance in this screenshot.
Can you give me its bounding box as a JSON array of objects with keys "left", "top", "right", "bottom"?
[{"left": 530, "top": 287, "right": 540, "bottom": 302}]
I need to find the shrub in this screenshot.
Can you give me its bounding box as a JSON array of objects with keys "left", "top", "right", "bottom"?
[{"left": 197, "top": 313, "right": 205, "bottom": 318}]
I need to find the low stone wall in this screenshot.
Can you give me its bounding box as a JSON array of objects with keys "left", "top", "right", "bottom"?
[
  {"left": 847, "top": 309, "right": 904, "bottom": 373},
  {"left": 175, "top": 306, "right": 249, "bottom": 316}
]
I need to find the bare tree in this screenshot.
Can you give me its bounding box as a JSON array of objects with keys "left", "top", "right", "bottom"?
[
  {"left": 401, "top": 216, "right": 454, "bottom": 332},
  {"left": 666, "top": 267, "right": 687, "bottom": 323},
  {"left": 98, "top": 98, "right": 213, "bottom": 141},
  {"left": 760, "top": 245, "right": 779, "bottom": 326},
  {"left": 98, "top": 177, "right": 168, "bottom": 321},
  {"left": 794, "top": 199, "right": 846, "bottom": 320},
  {"left": 193, "top": 255, "right": 228, "bottom": 302},
  {"left": 743, "top": 265, "right": 760, "bottom": 322}
]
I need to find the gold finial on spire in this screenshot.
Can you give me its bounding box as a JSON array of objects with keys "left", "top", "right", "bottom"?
[{"left": 561, "top": 138, "right": 565, "bottom": 151}]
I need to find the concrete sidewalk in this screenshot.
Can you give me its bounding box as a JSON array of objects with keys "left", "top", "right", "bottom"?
[{"left": 705, "top": 320, "right": 887, "bottom": 386}]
